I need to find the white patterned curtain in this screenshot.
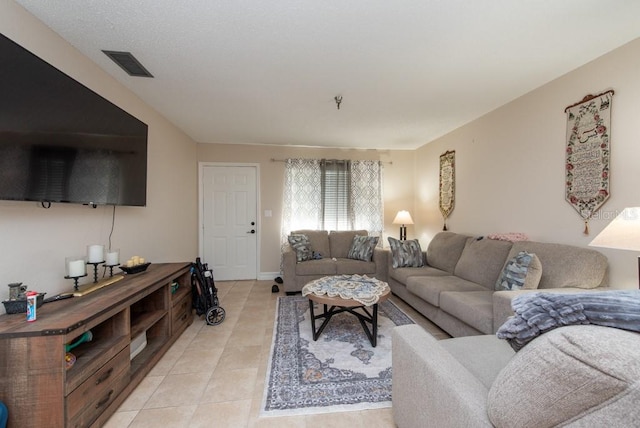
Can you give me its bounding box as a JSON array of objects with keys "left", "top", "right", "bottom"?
[
  {"left": 280, "top": 158, "right": 323, "bottom": 255},
  {"left": 350, "top": 160, "right": 384, "bottom": 237},
  {"left": 280, "top": 158, "right": 384, "bottom": 269}
]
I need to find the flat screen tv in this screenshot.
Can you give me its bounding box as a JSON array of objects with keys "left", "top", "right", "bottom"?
[{"left": 0, "top": 33, "right": 148, "bottom": 207}]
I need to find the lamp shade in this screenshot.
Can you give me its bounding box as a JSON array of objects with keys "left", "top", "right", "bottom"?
[
  {"left": 589, "top": 207, "right": 640, "bottom": 251},
  {"left": 393, "top": 210, "right": 414, "bottom": 225}
]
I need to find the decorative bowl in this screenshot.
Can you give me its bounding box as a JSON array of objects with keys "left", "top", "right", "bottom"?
[
  {"left": 2, "top": 293, "right": 46, "bottom": 314},
  {"left": 119, "top": 262, "right": 151, "bottom": 275}
]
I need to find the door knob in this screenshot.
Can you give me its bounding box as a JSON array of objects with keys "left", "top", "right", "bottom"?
[{"left": 247, "top": 229, "right": 256, "bottom": 234}]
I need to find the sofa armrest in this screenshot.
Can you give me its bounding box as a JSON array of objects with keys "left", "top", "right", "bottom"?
[
  {"left": 372, "top": 248, "right": 388, "bottom": 282},
  {"left": 282, "top": 247, "right": 297, "bottom": 292},
  {"left": 392, "top": 325, "right": 493, "bottom": 428},
  {"left": 492, "top": 287, "right": 612, "bottom": 333}
]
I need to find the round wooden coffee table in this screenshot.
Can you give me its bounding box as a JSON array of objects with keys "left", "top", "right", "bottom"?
[{"left": 302, "top": 275, "right": 390, "bottom": 347}]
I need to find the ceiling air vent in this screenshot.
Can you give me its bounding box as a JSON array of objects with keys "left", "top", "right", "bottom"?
[{"left": 102, "top": 50, "right": 154, "bottom": 78}]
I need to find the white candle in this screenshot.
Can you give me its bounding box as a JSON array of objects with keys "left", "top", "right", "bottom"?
[
  {"left": 106, "top": 250, "right": 119, "bottom": 265},
  {"left": 88, "top": 245, "right": 104, "bottom": 263},
  {"left": 68, "top": 259, "right": 86, "bottom": 277}
]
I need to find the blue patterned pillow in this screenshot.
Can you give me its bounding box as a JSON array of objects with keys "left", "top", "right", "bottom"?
[
  {"left": 388, "top": 237, "right": 424, "bottom": 268},
  {"left": 288, "top": 234, "right": 313, "bottom": 262},
  {"left": 495, "top": 251, "right": 542, "bottom": 291},
  {"left": 347, "top": 235, "right": 379, "bottom": 261}
]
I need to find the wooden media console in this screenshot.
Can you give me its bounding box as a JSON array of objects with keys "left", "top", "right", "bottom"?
[{"left": 0, "top": 262, "right": 193, "bottom": 428}]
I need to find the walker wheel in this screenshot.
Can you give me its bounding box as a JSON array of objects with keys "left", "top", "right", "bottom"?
[{"left": 206, "top": 306, "right": 225, "bottom": 325}]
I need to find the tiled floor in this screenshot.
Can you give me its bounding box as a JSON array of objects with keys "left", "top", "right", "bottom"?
[{"left": 105, "top": 280, "right": 448, "bottom": 428}]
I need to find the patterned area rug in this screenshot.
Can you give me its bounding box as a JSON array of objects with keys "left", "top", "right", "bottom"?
[{"left": 261, "top": 295, "right": 414, "bottom": 417}]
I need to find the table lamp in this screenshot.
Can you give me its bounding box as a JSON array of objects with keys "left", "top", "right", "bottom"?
[
  {"left": 393, "top": 210, "right": 414, "bottom": 240},
  {"left": 589, "top": 207, "right": 640, "bottom": 287}
]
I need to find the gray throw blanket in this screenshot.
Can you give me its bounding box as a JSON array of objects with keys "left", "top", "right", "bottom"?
[{"left": 496, "top": 290, "right": 640, "bottom": 351}]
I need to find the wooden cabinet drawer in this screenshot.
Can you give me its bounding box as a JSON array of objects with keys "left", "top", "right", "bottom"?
[
  {"left": 171, "top": 292, "right": 191, "bottom": 335},
  {"left": 68, "top": 372, "right": 129, "bottom": 428},
  {"left": 66, "top": 347, "right": 130, "bottom": 424}
]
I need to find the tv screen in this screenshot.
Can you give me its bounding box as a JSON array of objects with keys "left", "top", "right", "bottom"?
[{"left": 0, "top": 33, "right": 148, "bottom": 207}]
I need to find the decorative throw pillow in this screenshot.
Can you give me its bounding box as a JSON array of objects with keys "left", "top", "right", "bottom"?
[
  {"left": 495, "top": 251, "right": 542, "bottom": 291},
  {"left": 288, "top": 234, "right": 313, "bottom": 262},
  {"left": 388, "top": 237, "right": 424, "bottom": 268},
  {"left": 347, "top": 235, "right": 379, "bottom": 262}
]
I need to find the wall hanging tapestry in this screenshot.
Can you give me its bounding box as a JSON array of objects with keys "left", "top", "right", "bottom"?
[
  {"left": 439, "top": 150, "right": 455, "bottom": 230},
  {"left": 564, "top": 90, "right": 613, "bottom": 235}
]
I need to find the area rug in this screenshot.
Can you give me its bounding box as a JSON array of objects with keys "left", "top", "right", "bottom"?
[{"left": 261, "top": 295, "right": 414, "bottom": 417}]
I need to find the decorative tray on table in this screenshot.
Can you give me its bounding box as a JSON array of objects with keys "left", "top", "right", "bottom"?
[{"left": 119, "top": 262, "right": 151, "bottom": 275}]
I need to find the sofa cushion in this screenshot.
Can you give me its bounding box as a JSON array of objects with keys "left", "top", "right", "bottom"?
[
  {"left": 426, "top": 232, "right": 470, "bottom": 273},
  {"left": 495, "top": 251, "right": 542, "bottom": 291},
  {"left": 288, "top": 234, "right": 313, "bottom": 262},
  {"left": 292, "top": 230, "right": 330, "bottom": 259},
  {"left": 388, "top": 237, "right": 424, "bottom": 268},
  {"left": 347, "top": 235, "right": 379, "bottom": 261},
  {"left": 330, "top": 230, "right": 368, "bottom": 258},
  {"left": 487, "top": 325, "right": 640, "bottom": 427},
  {"left": 335, "top": 258, "right": 377, "bottom": 275},
  {"left": 390, "top": 265, "right": 449, "bottom": 285},
  {"left": 294, "top": 259, "right": 336, "bottom": 276},
  {"left": 406, "top": 275, "right": 486, "bottom": 307},
  {"left": 509, "top": 241, "right": 607, "bottom": 289},
  {"left": 440, "top": 291, "right": 494, "bottom": 334},
  {"left": 454, "top": 237, "right": 512, "bottom": 289}
]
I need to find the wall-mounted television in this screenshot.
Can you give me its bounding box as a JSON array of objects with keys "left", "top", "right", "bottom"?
[{"left": 0, "top": 33, "right": 148, "bottom": 207}]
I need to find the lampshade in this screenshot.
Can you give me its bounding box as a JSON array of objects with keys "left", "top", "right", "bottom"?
[
  {"left": 589, "top": 207, "right": 640, "bottom": 251},
  {"left": 393, "top": 210, "right": 414, "bottom": 225}
]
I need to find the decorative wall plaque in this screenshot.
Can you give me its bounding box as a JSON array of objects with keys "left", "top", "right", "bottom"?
[
  {"left": 439, "top": 150, "right": 455, "bottom": 231},
  {"left": 564, "top": 90, "right": 613, "bottom": 235}
]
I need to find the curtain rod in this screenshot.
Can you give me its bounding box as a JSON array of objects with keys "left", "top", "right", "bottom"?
[{"left": 270, "top": 158, "right": 392, "bottom": 165}]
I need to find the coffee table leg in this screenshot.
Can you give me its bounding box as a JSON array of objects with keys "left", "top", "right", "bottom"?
[
  {"left": 309, "top": 299, "right": 316, "bottom": 338},
  {"left": 372, "top": 303, "right": 378, "bottom": 347}
]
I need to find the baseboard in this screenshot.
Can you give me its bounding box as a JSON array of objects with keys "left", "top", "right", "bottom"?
[{"left": 258, "top": 272, "right": 281, "bottom": 281}]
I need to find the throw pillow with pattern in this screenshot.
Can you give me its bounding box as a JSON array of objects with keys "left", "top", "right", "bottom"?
[
  {"left": 388, "top": 237, "right": 424, "bottom": 268},
  {"left": 347, "top": 235, "right": 379, "bottom": 262},
  {"left": 288, "top": 234, "right": 313, "bottom": 262},
  {"left": 495, "top": 251, "right": 542, "bottom": 291}
]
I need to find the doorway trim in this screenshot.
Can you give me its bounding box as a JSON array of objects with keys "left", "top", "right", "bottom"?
[{"left": 198, "top": 162, "right": 261, "bottom": 279}]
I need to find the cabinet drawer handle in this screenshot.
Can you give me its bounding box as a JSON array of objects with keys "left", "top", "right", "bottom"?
[
  {"left": 95, "top": 367, "right": 114, "bottom": 385},
  {"left": 95, "top": 390, "right": 114, "bottom": 409},
  {"left": 180, "top": 313, "right": 188, "bottom": 322}
]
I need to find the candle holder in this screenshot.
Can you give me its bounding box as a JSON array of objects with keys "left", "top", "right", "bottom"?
[
  {"left": 87, "top": 261, "right": 105, "bottom": 283},
  {"left": 65, "top": 274, "right": 88, "bottom": 291},
  {"left": 104, "top": 249, "right": 120, "bottom": 277},
  {"left": 104, "top": 263, "right": 120, "bottom": 277},
  {"left": 65, "top": 256, "right": 87, "bottom": 290}
]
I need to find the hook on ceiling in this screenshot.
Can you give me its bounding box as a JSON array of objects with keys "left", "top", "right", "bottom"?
[{"left": 334, "top": 95, "right": 343, "bottom": 110}]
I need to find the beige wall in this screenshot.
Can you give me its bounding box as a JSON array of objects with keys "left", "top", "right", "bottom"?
[
  {"left": 414, "top": 38, "right": 640, "bottom": 289},
  {"left": 4, "top": 0, "right": 637, "bottom": 306},
  {"left": 0, "top": 0, "right": 198, "bottom": 312},
  {"left": 197, "top": 144, "right": 415, "bottom": 276}
]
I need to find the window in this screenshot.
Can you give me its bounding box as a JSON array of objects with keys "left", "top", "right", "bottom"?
[{"left": 321, "top": 160, "right": 351, "bottom": 231}]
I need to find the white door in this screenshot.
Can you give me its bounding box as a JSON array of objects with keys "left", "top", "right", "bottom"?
[{"left": 201, "top": 165, "right": 258, "bottom": 280}]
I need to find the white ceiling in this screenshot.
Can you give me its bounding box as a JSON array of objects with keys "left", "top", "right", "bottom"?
[{"left": 14, "top": 0, "right": 640, "bottom": 150}]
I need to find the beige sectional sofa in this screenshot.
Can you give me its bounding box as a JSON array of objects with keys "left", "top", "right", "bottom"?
[
  {"left": 393, "top": 323, "right": 640, "bottom": 428},
  {"left": 387, "top": 231, "right": 609, "bottom": 337},
  {"left": 282, "top": 229, "right": 387, "bottom": 294}
]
